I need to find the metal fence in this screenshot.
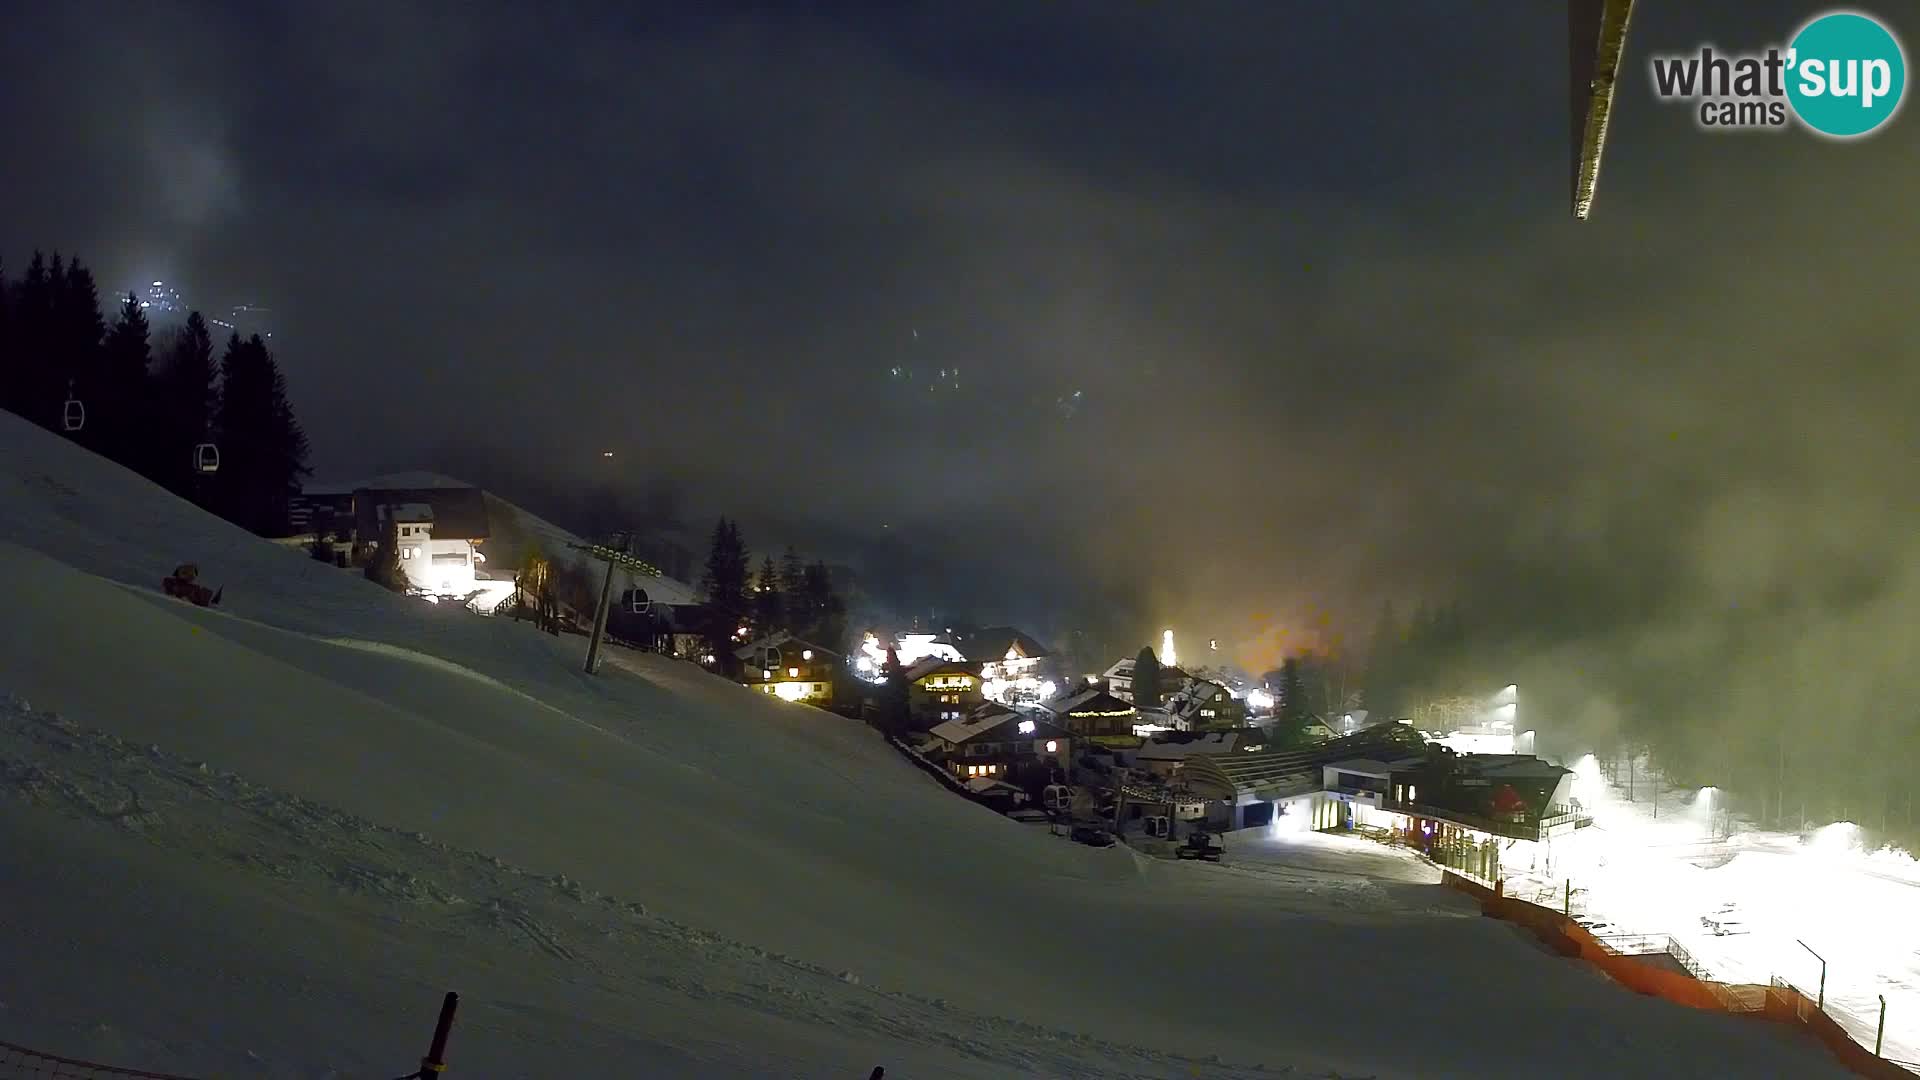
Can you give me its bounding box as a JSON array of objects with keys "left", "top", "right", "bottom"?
[{"left": 1592, "top": 933, "right": 1714, "bottom": 982}]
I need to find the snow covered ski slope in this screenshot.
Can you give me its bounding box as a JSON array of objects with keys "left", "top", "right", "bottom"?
[{"left": 0, "top": 412, "right": 1853, "bottom": 1078}]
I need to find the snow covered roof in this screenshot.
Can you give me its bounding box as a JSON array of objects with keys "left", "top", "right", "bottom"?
[
  {"left": 1103, "top": 657, "right": 1190, "bottom": 684},
  {"left": 733, "top": 631, "right": 840, "bottom": 664},
  {"left": 384, "top": 502, "right": 435, "bottom": 523},
  {"left": 929, "top": 707, "right": 1068, "bottom": 747},
  {"left": 1456, "top": 754, "right": 1571, "bottom": 782},
  {"left": 928, "top": 707, "right": 1022, "bottom": 745},
  {"left": 356, "top": 486, "right": 490, "bottom": 541},
  {"left": 1047, "top": 688, "right": 1133, "bottom": 717},
  {"left": 336, "top": 470, "right": 474, "bottom": 490},
  {"left": 956, "top": 626, "right": 1049, "bottom": 663},
  {"left": 1163, "top": 678, "right": 1230, "bottom": 721},
  {"left": 735, "top": 630, "right": 792, "bottom": 661},
  {"left": 1137, "top": 731, "right": 1241, "bottom": 762},
  {"left": 1182, "top": 727, "right": 1429, "bottom": 801},
  {"left": 1323, "top": 757, "right": 1424, "bottom": 778},
  {"left": 963, "top": 777, "right": 1025, "bottom": 796},
  {"left": 903, "top": 658, "right": 978, "bottom": 682}
]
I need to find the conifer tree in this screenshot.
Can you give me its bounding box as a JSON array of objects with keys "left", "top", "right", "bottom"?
[
  {"left": 100, "top": 292, "right": 153, "bottom": 468},
  {"left": 0, "top": 258, "right": 13, "bottom": 415},
  {"left": 366, "top": 518, "right": 409, "bottom": 592},
  {"left": 1133, "top": 646, "right": 1163, "bottom": 709},
  {"left": 700, "top": 517, "right": 750, "bottom": 658},
  {"left": 1270, "top": 657, "right": 1316, "bottom": 748},
  {"left": 262, "top": 339, "right": 311, "bottom": 529},
  {"left": 54, "top": 258, "right": 105, "bottom": 447},
  {"left": 780, "top": 544, "right": 805, "bottom": 627},
  {"left": 214, "top": 333, "right": 265, "bottom": 528},
  {"left": 155, "top": 312, "right": 218, "bottom": 499},
  {"left": 752, "top": 554, "right": 783, "bottom": 634},
  {"left": 213, "top": 333, "right": 309, "bottom": 535},
  {"left": 880, "top": 646, "right": 912, "bottom": 735},
  {"left": 801, "top": 560, "right": 846, "bottom": 649},
  {"left": 11, "top": 253, "right": 55, "bottom": 424}
]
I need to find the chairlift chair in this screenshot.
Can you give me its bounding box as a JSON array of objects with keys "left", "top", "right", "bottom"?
[
  {"left": 193, "top": 442, "right": 220, "bottom": 474},
  {"left": 62, "top": 396, "right": 85, "bottom": 432},
  {"left": 626, "top": 587, "right": 651, "bottom": 615},
  {"left": 1042, "top": 784, "right": 1072, "bottom": 813}
]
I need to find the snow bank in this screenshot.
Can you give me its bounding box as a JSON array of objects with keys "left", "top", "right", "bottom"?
[{"left": 0, "top": 412, "right": 1853, "bottom": 1079}]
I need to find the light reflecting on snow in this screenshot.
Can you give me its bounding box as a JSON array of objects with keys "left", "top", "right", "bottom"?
[
  {"left": 1269, "top": 798, "right": 1311, "bottom": 835},
  {"left": 1808, "top": 821, "right": 1864, "bottom": 857},
  {"left": 1505, "top": 760, "right": 1920, "bottom": 1062}
]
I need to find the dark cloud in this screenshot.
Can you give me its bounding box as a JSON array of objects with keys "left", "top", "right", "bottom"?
[{"left": 5, "top": 2, "right": 1916, "bottom": 774}]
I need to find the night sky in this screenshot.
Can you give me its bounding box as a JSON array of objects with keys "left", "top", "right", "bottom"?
[{"left": 4, "top": 2, "right": 1914, "bottom": 721}]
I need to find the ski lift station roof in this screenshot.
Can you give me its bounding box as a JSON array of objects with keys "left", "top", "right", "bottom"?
[{"left": 1181, "top": 726, "right": 1425, "bottom": 804}]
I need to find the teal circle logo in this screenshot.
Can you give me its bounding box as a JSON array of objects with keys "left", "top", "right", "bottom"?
[{"left": 1786, "top": 11, "right": 1907, "bottom": 138}]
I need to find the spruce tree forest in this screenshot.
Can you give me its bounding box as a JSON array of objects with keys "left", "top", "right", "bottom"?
[{"left": 0, "top": 251, "right": 310, "bottom": 537}]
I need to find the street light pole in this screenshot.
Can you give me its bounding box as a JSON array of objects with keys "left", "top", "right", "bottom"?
[
  {"left": 1798, "top": 939, "right": 1827, "bottom": 1012},
  {"left": 1876, "top": 994, "right": 1886, "bottom": 1056}
]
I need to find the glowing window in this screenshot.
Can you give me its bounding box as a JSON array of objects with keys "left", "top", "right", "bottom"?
[{"left": 1045, "top": 740, "right": 1058, "bottom": 753}]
